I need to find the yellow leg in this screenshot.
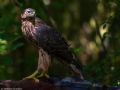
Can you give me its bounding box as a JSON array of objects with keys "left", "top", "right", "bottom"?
[
  {"left": 44, "top": 73, "right": 50, "bottom": 78},
  {"left": 23, "top": 70, "right": 39, "bottom": 81},
  {"left": 37, "top": 71, "right": 50, "bottom": 78}
]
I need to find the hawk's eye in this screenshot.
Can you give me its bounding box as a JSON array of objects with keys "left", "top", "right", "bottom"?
[{"left": 27, "top": 11, "right": 31, "bottom": 13}]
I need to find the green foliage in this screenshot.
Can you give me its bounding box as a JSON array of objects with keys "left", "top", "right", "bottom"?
[
  {"left": 0, "top": 0, "right": 120, "bottom": 85},
  {"left": 0, "top": 38, "right": 7, "bottom": 54}
]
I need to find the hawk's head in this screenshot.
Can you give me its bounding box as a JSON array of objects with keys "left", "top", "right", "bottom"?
[{"left": 21, "top": 8, "right": 36, "bottom": 19}]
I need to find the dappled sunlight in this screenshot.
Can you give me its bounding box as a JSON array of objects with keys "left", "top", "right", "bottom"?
[
  {"left": 63, "top": 11, "right": 71, "bottom": 30},
  {"left": 0, "top": 38, "right": 7, "bottom": 55},
  {"left": 89, "top": 17, "right": 96, "bottom": 29},
  {"left": 82, "top": 23, "right": 92, "bottom": 34},
  {"left": 43, "top": 0, "right": 51, "bottom": 6},
  {"left": 97, "top": 1, "right": 104, "bottom": 14},
  {"left": 99, "top": 25, "right": 108, "bottom": 37},
  {"left": 0, "top": 0, "right": 9, "bottom": 7},
  {"left": 80, "top": 36, "right": 88, "bottom": 46},
  {"left": 95, "top": 36, "right": 101, "bottom": 45},
  {"left": 87, "top": 42, "right": 99, "bottom": 55}
]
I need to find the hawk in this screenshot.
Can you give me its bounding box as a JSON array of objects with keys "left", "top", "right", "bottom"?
[{"left": 21, "top": 8, "right": 84, "bottom": 80}]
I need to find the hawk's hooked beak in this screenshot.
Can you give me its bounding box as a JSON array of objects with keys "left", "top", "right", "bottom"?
[{"left": 21, "top": 13, "right": 26, "bottom": 19}]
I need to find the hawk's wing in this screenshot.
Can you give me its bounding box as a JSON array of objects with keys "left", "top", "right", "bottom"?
[
  {"left": 35, "top": 24, "right": 83, "bottom": 79},
  {"left": 35, "top": 24, "right": 74, "bottom": 63}
]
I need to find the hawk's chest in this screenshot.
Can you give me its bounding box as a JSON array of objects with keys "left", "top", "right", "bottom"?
[{"left": 21, "top": 21, "right": 37, "bottom": 43}]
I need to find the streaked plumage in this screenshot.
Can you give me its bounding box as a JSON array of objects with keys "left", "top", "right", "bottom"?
[{"left": 21, "top": 8, "right": 84, "bottom": 79}]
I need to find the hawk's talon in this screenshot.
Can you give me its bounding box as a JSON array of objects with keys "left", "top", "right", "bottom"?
[
  {"left": 44, "top": 73, "right": 50, "bottom": 78},
  {"left": 23, "top": 70, "right": 39, "bottom": 80},
  {"left": 23, "top": 77, "right": 39, "bottom": 82},
  {"left": 37, "top": 72, "right": 50, "bottom": 78}
]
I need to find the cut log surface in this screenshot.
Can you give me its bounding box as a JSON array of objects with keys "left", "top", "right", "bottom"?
[{"left": 0, "top": 77, "right": 113, "bottom": 90}]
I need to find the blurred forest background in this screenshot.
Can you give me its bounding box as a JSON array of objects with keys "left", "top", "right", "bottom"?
[{"left": 0, "top": 0, "right": 120, "bottom": 85}]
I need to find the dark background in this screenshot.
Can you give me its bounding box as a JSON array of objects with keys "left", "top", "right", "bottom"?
[{"left": 0, "top": 0, "right": 120, "bottom": 85}]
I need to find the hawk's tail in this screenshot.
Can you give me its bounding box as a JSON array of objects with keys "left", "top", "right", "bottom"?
[{"left": 69, "top": 55, "right": 84, "bottom": 79}]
